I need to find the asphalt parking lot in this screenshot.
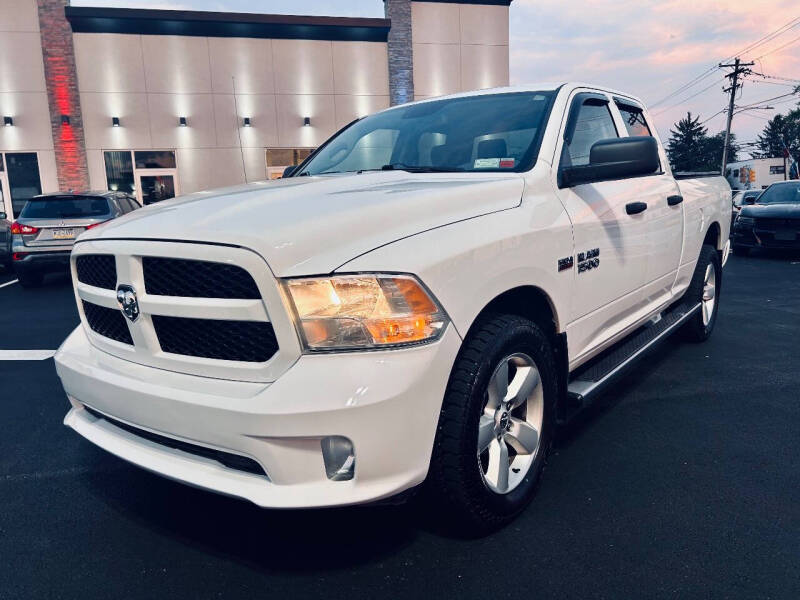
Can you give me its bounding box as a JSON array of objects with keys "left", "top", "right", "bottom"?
[{"left": 1, "top": 253, "right": 799, "bottom": 600}]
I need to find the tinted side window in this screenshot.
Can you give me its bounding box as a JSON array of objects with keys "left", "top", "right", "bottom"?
[
  {"left": 616, "top": 103, "right": 652, "bottom": 137},
  {"left": 125, "top": 197, "right": 140, "bottom": 212},
  {"left": 563, "top": 101, "right": 618, "bottom": 167}
]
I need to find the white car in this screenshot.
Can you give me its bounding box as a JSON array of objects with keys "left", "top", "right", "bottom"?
[{"left": 55, "top": 83, "right": 731, "bottom": 532}]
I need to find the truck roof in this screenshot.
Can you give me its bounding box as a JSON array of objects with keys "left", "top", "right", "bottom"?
[{"left": 381, "top": 82, "right": 647, "bottom": 113}]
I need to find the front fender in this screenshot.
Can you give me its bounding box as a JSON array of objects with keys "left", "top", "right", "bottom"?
[{"left": 337, "top": 204, "right": 574, "bottom": 339}]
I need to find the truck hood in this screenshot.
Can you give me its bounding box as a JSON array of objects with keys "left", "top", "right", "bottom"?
[
  {"left": 740, "top": 203, "right": 800, "bottom": 219},
  {"left": 81, "top": 171, "right": 525, "bottom": 276}
]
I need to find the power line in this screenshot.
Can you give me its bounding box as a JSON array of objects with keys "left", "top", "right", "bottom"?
[
  {"left": 753, "top": 32, "right": 800, "bottom": 60},
  {"left": 649, "top": 14, "right": 800, "bottom": 109},
  {"left": 651, "top": 77, "right": 726, "bottom": 117},
  {"left": 732, "top": 15, "right": 800, "bottom": 60},
  {"left": 649, "top": 68, "right": 721, "bottom": 109},
  {"left": 735, "top": 91, "right": 798, "bottom": 111}
]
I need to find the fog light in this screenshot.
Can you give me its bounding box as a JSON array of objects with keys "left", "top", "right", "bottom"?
[{"left": 321, "top": 436, "right": 355, "bottom": 481}]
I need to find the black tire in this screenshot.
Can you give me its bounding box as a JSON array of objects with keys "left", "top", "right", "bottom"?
[
  {"left": 681, "top": 244, "right": 721, "bottom": 343},
  {"left": 426, "top": 314, "right": 558, "bottom": 535},
  {"left": 16, "top": 271, "right": 44, "bottom": 288},
  {"left": 731, "top": 245, "right": 749, "bottom": 256}
]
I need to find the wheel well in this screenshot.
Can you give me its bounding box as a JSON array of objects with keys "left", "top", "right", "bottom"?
[
  {"left": 469, "top": 286, "right": 569, "bottom": 421},
  {"left": 471, "top": 286, "right": 559, "bottom": 339},
  {"left": 704, "top": 221, "right": 721, "bottom": 250}
]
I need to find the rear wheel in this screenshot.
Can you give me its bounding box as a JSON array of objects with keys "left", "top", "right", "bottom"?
[
  {"left": 427, "top": 314, "right": 557, "bottom": 534},
  {"left": 16, "top": 271, "right": 44, "bottom": 288},
  {"left": 681, "top": 244, "right": 721, "bottom": 342}
]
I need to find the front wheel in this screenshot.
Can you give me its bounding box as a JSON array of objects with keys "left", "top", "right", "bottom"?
[
  {"left": 426, "top": 314, "right": 557, "bottom": 534},
  {"left": 681, "top": 244, "right": 721, "bottom": 342}
]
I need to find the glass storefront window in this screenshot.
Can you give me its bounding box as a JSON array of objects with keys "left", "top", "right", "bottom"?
[
  {"left": 5, "top": 153, "right": 42, "bottom": 216},
  {"left": 266, "top": 148, "right": 314, "bottom": 179},
  {"left": 138, "top": 175, "right": 176, "bottom": 205},
  {"left": 104, "top": 151, "right": 135, "bottom": 193},
  {"left": 134, "top": 150, "right": 176, "bottom": 169},
  {"left": 266, "top": 148, "right": 313, "bottom": 167}
]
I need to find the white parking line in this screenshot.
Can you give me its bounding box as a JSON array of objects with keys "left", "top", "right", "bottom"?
[
  {"left": 0, "top": 279, "right": 18, "bottom": 289},
  {"left": 0, "top": 350, "right": 56, "bottom": 360}
]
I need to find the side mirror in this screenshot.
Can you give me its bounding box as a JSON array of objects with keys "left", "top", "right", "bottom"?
[
  {"left": 744, "top": 196, "right": 757, "bottom": 205},
  {"left": 559, "top": 136, "right": 660, "bottom": 188},
  {"left": 0, "top": 212, "right": 6, "bottom": 220},
  {"left": 282, "top": 165, "right": 298, "bottom": 178}
]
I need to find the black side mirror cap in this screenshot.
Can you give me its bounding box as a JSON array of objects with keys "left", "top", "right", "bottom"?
[
  {"left": 559, "top": 136, "right": 660, "bottom": 188},
  {"left": 282, "top": 165, "right": 298, "bottom": 178}
]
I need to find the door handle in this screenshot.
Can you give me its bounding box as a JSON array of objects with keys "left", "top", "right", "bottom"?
[
  {"left": 626, "top": 201, "right": 648, "bottom": 215},
  {"left": 667, "top": 195, "right": 684, "bottom": 206}
]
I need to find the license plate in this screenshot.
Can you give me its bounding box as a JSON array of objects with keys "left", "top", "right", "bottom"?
[
  {"left": 52, "top": 228, "right": 76, "bottom": 240},
  {"left": 775, "top": 230, "right": 796, "bottom": 241}
]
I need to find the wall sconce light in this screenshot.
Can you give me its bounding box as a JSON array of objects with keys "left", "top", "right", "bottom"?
[
  {"left": 3, "top": 116, "right": 12, "bottom": 127},
  {"left": 112, "top": 117, "right": 120, "bottom": 127},
  {"left": 303, "top": 117, "right": 311, "bottom": 127},
  {"left": 243, "top": 117, "right": 251, "bottom": 127},
  {"left": 179, "top": 116, "right": 187, "bottom": 127},
  {"left": 61, "top": 114, "right": 70, "bottom": 125}
]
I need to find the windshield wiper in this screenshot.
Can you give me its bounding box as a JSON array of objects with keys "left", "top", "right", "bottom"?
[{"left": 358, "top": 163, "right": 466, "bottom": 174}]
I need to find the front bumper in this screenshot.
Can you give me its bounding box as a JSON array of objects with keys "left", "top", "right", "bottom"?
[
  {"left": 55, "top": 324, "right": 461, "bottom": 508},
  {"left": 733, "top": 226, "right": 800, "bottom": 249}
]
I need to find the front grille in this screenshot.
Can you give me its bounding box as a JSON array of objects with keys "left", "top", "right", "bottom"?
[
  {"left": 152, "top": 315, "right": 278, "bottom": 362},
  {"left": 83, "top": 406, "right": 267, "bottom": 478},
  {"left": 143, "top": 257, "right": 260, "bottom": 299},
  {"left": 76, "top": 254, "right": 117, "bottom": 290},
  {"left": 82, "top": 301, "right": 133, "bottom": 345}
]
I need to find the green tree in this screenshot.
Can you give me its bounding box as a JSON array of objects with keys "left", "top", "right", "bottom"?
[
  {"left": 755, "top": 105, "right": 800, "bottom": 159},
  {"left": 666, "top": 112, "right": 738, "bottom": 172}
]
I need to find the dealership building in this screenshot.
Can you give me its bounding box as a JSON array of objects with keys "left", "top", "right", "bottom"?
[{"left": 0, "top": 0, "right": 512, "bottom": 216}]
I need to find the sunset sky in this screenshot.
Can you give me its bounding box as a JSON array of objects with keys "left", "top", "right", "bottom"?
[{"left": 73, "top": 0, "right": 800, "bottom": 156}]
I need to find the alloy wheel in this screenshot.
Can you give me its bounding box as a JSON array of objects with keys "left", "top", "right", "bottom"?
[
  {"left": 477, "top": 353, "right": 544, "bottom": 494},
  {"left": 702, "top": 262, "right": 716, "bottom": 326}
]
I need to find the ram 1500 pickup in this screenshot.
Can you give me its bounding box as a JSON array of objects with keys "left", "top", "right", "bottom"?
[{"left": 55, "top": 83, "right": 731, "bottom": 531}]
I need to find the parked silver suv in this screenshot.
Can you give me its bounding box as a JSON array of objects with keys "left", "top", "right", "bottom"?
[{"left": 12, "top": 191, "right": 140, "bottom": 287}]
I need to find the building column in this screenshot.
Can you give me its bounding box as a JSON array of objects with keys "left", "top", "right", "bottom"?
[
  {"left": 36, "top": 0, "right": 89, "bottom": 192},
  {"left": 384, "top": 0, "right": 414, "bottom": 105}
]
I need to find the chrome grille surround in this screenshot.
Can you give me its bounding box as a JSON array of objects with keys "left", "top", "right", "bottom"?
[{"left": 70, "top": 239, "right": 302, "bottom": 383}]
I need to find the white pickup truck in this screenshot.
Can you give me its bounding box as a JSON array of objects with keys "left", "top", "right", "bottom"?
[{"left": 56, "top": 83, "right": 731, "bottom": 532}]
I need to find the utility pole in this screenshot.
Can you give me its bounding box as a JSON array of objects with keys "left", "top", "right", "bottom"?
[{"left": 719, "top": 58, "right": 755, "bottom": 175}]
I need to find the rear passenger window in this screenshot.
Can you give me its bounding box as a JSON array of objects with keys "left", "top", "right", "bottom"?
[
  {"left": 562, "top": 100, "right": 618, "bottom": 167},
  {"left": 616, "top": 103, "right": 652, "bottom": 137}
]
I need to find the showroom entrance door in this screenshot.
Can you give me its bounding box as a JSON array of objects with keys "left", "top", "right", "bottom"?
[{"left": 135, "top": 169, "right": 179, "bottom": 206}]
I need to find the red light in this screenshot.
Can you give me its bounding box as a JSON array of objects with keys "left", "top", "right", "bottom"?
[
  {"left": 84, "top": 220, "right": 109, "bottom": 231},
  {"left": 12, "top": 252, "right": 27, "bottom": 261},
  {"left": 11, "top": 222, "right": 39, "bottom": 235}
]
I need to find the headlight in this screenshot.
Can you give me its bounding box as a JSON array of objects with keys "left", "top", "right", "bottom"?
[
  {"left": 736, "top": 216, "right": 754, "bottom": 226},
  {"left": 283, "top": 274, "right": 449, "bottom": 351}
]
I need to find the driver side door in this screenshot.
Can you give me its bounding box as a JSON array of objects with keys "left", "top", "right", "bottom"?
[{"left": 554, "top": 92, "right": 651, "bottom": 366}]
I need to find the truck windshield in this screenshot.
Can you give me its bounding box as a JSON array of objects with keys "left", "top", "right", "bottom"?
[
  {"left": 756, "top": 183, "right": 800, "bottom": 205},
  {"left": 20, "top": 196, "right": 112, "bottom": 219},
  {"left": 298, "top": 91, "right": 554, "bottom": 176}
]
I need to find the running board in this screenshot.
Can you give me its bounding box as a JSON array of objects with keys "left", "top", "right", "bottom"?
[{"left": 563, "top": 302, "right": 701, "bottom": 419}]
